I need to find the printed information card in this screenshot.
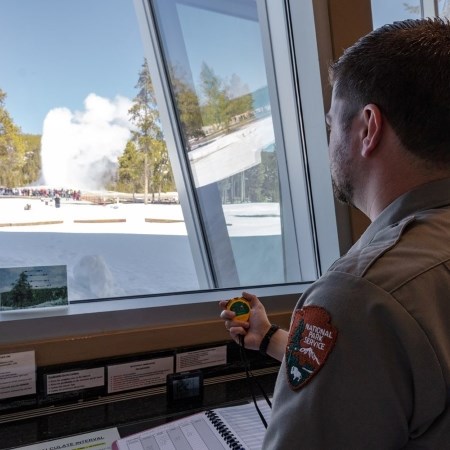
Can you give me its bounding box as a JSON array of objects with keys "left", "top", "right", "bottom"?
[
  {"left": 176, "top": 345, "right": 227, "bottom": 372},
  {"left": 18, "top": 427, "right": 120, "bottom": 450},
  {"left": 107, "top": 356, "right": 173, "bottom": 393},
  {"left": 0, "top": 265, "right": 68, "bottom": 311},
  {"left": 0, "top": 350, "right": 36, "bottom": 400},
  {"left": 45, "top": 367, "right": 105, "bottom": 395}
]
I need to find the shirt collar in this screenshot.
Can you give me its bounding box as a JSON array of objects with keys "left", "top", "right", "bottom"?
[{"left": 355, "top": 177, "right": 450, "bottom": 248}]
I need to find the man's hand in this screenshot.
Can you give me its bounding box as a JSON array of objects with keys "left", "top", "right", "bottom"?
[{"left": 219, "top": 291, "right": 272, "bottom": 351}]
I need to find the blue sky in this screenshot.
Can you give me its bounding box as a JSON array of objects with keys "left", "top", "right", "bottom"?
[
  {"left": 176, "top": 2, "right": 267, "bottom": 100},
  {"left": 0, "top": 0, "right": 421, "bottom": 135},
  {"left": 0, "top": 0, "right": 144, "bottom": 134},
  {"left": 0, "top": 0, "right": 268, "bottom": 135},
  {"left": 371, "top": 0, "right": 421, "bottom": 28}
]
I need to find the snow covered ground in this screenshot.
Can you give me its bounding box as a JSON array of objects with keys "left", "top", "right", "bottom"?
[{"left": 0, "top": 197, "right": 280, "bottom": 301}]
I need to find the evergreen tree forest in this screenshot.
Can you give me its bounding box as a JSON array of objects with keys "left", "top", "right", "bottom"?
[
  {"left": 198, "top": 62, "right": 254, "bottom": 134},
  {"left": 0, "top": 89, "right": 41, "bottom": 188}
]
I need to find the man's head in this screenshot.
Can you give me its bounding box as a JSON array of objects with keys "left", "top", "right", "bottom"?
[{"left": 329, "top": 18, "right": 450, "bottom": 170}]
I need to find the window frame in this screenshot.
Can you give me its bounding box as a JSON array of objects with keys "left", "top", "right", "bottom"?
[{"left": 423, "top": 0, "right": 439, "bottom": 17}]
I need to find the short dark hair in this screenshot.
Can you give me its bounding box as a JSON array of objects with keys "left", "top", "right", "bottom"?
[{"left": 329, "top": 18, "right": 450, "bottom": 167}]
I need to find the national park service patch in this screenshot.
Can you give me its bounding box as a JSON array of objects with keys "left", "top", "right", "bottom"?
[{"left": 286, "top": 306, "right": 338, "bottom": 390}]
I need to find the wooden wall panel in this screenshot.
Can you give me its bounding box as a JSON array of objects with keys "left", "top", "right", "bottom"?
[{"left": 0, "top": 312, "right": 292, "bottom": 367}]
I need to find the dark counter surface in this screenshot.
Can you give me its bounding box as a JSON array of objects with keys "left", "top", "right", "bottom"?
[{"left": 0, "top": 370, "right": 277, "bottom": 449}]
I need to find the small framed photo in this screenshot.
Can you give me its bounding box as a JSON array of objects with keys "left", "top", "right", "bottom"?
[
  {"left": 167, "top": 370, "right": 204, "bottom": 407},
  {"left": 0, "top": 265, "right": 68, "bottom": 312}
]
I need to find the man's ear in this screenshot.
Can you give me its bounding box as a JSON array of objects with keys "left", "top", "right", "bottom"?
[{"left": 361, "top": 104, "right": 383, "bottom": 158}]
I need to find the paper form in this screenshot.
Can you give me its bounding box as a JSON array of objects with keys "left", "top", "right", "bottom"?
[
  {"left": 114, "top": 414, "right": 228, "bottom": 450},
  {"left": 214, "top": 400, "right": 271, "bottom": 450},
  {"left": 113, "top": 399, "right": 271, "bottom": 450}
]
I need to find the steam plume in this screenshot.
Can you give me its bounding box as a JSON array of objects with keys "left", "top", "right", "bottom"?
[{"left": 40, "top": 93, "right": 133, "bottom": 190}]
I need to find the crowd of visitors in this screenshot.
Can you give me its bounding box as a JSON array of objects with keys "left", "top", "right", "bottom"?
[{"left": 0, "top": 187, "right": 82, "bottom": 200}]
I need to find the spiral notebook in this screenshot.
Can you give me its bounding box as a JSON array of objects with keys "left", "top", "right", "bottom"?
[{"left": 112, "top": 400, "right": 271, "bottom": 450}]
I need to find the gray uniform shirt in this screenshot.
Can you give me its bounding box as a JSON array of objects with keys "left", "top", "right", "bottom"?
[{"left": 263, "top": 178, "right": 450, "bottom": 449}]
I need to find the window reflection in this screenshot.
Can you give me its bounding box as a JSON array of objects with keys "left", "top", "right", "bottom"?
[
  {"left": 439, "top": 0, "right": 450, "bottom": 17},
  {"left": 371, "top": 0, "right": 421, "bottom": 28},
  {"left": 152, "top": 0, "right": 297, "bottom": 286}
]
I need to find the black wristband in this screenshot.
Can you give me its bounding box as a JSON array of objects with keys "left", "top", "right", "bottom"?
[{"left": 259, "top": 324, "right": 280, "bottom": 356}]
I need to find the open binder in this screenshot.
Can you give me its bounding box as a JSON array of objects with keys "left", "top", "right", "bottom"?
[{"left": 112, "top": 400, "right": 271, "bottom": 450}]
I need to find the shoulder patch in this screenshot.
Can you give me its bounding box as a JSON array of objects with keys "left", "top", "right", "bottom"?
[{"left": 286, "top": 306, "right": 338, "bottom": 391}]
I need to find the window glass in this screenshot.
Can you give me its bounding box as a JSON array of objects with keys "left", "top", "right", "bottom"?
[
  {"left": 439, "top": 0, "right": 450, "bottom": 17},
  {"left": 371, "top": 0, "right": 421, "bottom": 28},
  {"left": 0, "top": 0, "right": 199, "bottom": 302},
  {"left": 0, "top": 0, "right": 308, "bottom": 306},
  {"left": 152, "top": 0, "right": 303, "bottom": 287}
]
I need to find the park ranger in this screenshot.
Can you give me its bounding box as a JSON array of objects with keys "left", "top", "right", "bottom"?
[{"left": 221, "top": 18, "right": 450, "bottom": 449}]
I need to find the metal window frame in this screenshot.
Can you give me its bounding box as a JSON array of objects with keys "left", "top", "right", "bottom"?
[
  {"left": 422, "top": 0, "right": 439, "bottom": 16},
  {"left": 285, "top": 0, "right": 350, "bottom": 272}
]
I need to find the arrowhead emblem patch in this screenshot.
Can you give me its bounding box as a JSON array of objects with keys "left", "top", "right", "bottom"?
[{"left": 286, "top": 306, "right": 338, "bottom": 391}]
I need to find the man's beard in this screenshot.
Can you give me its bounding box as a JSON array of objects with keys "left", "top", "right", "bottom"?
[
  {"left": 330, "top": 141, "right": 355, "bottom": 206},
  {"left": 332, "top": 176, "right": 354, "bottom": 206}
]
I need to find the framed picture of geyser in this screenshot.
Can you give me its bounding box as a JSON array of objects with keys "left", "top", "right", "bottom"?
[{"left": 0, "top": 265, "right": 68, "bottom": 312}]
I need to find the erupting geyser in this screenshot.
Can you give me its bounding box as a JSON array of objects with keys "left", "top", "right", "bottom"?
[{"left": 40, "top": 93, "right": 133, "bottom": 190}]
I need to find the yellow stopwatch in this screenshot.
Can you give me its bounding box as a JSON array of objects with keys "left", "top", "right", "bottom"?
[{"left": 226, "top": 297, "right": 251, "bottom": 322}]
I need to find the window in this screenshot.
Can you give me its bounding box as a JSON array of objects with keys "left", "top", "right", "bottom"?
[
  {"left": 0, "top": 1, "right": 343, "bottom": 340},
  {"left": 371, "top": 0, "right": 421, "bottom": 28},
  {"left": 0, "top": 0, "right": 199, "bottom": 303},
  {"left": 137, "top": 0, "right": 343, "bottom": 292},
  {"left": 439, "top": 0, "right": 450, "bottom": 17},
  {"left": 149, "top": 0, "right": 306, "bottom": 288},
  {"left": 371, "top": 0, "right": 447, "bottom": 28}
]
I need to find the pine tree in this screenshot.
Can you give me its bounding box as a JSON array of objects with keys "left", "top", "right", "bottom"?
[
  {"left": 170, "top": 66, "right": 204, "bottom": 142},
  {"left": 10, "top": 272, "right": 33, "bottom": 308},
  {"left": 199, "top": 62, "right": 232, "bottom": 131},
  {"left": 116, "top": 140, "right": 145, "bottom": 193},
  {"left": 22, "top": 134, "right": 42, "bottom": 185},
  {"left": 128, "top": 59, "right": 170, "bottom": 203}
]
